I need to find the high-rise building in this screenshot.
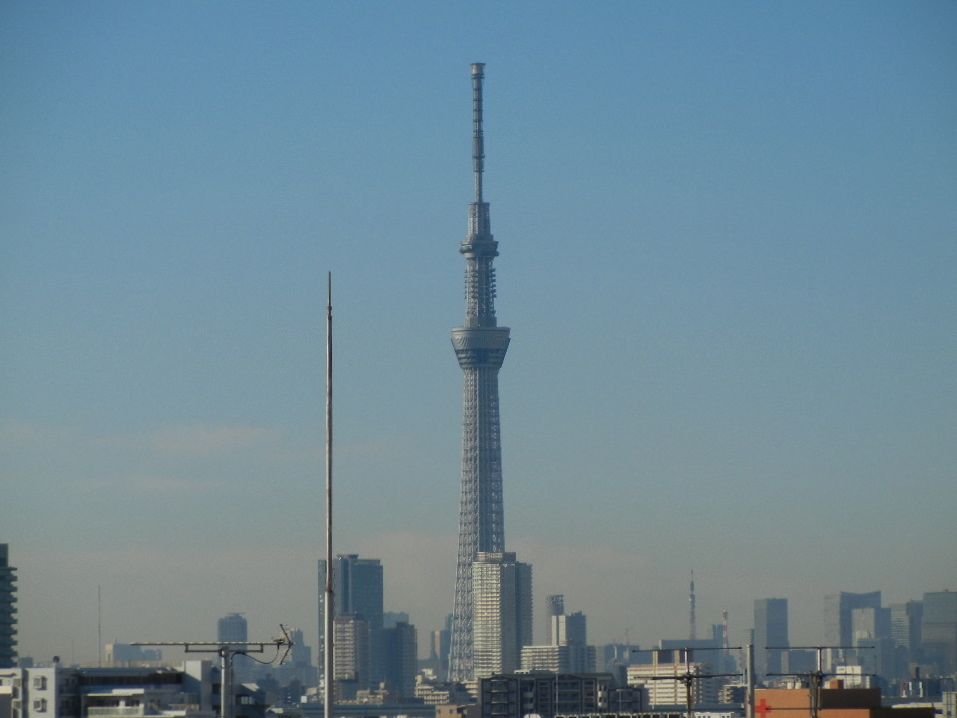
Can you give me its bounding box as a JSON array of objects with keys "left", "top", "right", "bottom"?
[
  {"left": 921, "top": 591, "right": 957, "bottom": 676},
  {"left": 333, "top": 615, "right": 371, "bottom": 695},
  {"left": 317, "top": 554, "right": 384, "bottom": 684},
  {"left": 429, "top": 614, "right": 452, "bottom": 679},
  {"left": 851, "top": 607, "right": 890, "bottom": 642},
  {"left": 525, "top": 603, "right": 593, "bottom": 673},
  {"left": 0, "top": 545, "right": 17, "bottom": 668},
  {"left": 545, "top": 595, "right": 565, "bottom": 645},
  {"left": 383, "top": 612, "right": 410, "bottom": 629},
  {"left": 382, "top": 621, "right": 418, "bottom": 699},
  {"left": 890, "top": 601, "right": 923, "bottom": 675},
  {"left": 217, "top": 613, "right": 247, "bottom": 643},
  {"left": 754, "top": 598, "right": 789, "bottom": 679},
  {"left": 449, "top": 63, "right": 512, "bottom": 682},
  {"left": 551, "top": 611, "right": 587, "bottom": 647},
  {"left": 472, "top": 552, "right": 532, "bottom": 679},
  {"left": 824, "top": 591, "right": 881, "bottom": 661},
  {"left": 850, "top": 607, "right": 892, "bottom": 678}
]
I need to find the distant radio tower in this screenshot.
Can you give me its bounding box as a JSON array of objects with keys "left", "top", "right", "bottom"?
[
  {"left": 448, "top": 62, "right": 511, "bottom": 682},
  {"left": 689, "top": 571, "right": 697, "bottom": 641}
]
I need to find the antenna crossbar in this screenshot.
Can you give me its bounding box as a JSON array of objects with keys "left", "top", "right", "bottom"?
[{"left": 133, "top": 626, "right": 293, "bottom": 718}]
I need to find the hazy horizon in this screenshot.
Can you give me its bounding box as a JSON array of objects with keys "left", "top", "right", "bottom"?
[{"left": 2, "top": 1, "right": 955, "bottom": 665}]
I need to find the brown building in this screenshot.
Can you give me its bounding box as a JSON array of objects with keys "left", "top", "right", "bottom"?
[
  {"left": 438, "top": 703, "right": 481, "bottom": 718},
  {"left": 754, "top": 685, "right": 934, "bottom": 718}
]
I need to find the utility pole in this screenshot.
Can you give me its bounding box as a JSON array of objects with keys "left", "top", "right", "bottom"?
[{"left": 133, "top": 627, "right": 292, "bottom": 718}]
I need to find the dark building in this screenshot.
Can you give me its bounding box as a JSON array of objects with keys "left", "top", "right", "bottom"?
[
  {"left": 921, "top": 590, "right": 957, "bottom": 676},
  {"left": 384, "top": 612, "right": 410, "bottom": 629},
  {"left": 889, "top": 601, "right": 923, "bottom": 675},
  {"left": 480, "top": 672, "right": 635, "bottom": 718},
  {"left": 545, "top": 595, "right": 565, "bottom": 645},
  {"left": 318, "top": 554, "right": 384, "bottom": 686},
  {"left": 754, "top": 598, "right": 789, "bottom": 679},
  {"left": 217, "top": 613, "right": 248, "bottom": 643},
  {"left": 824, "top": 591, "right": 881, "bottom": 666},
  {"left": 429, "top": 615, "right": 453, "bottom": 678},
  {"left": 382, "top": 621, "right": 418, "bottom": 699},
  {"left": 0, "top": 545, "right": 16, "bottom": 668}
]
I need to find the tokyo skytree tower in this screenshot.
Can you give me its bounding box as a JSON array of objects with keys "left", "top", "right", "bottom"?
[{"left": 448, "top": 63, "right": 510, "bottom": 682}]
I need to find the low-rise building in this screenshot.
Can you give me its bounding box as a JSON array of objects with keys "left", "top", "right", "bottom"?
[
  {"left": 0, "top": 660, "right": 266, "bottom": 718},
  {"left": 480, "top": 672, "right": 629, "bottom": 718},
  {"left": 521, "top": 644, "right": 596, "bottom": 673},
  {"left": 626, "top": 652, "right": 719, "bottom": 707},
  {"left": 753, "top": 685, "right": 934, "bottom": 718}
]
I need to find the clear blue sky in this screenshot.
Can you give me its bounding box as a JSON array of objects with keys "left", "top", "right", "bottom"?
[{"left": 2, "top": 1, "right": 955, "bottom": 663}]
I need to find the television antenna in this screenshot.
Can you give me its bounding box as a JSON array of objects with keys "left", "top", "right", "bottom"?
[
  {"left": 133, "top": 624, "right": 293, "bottom": 718},
  {"left": 765, "top": 644, "right": 874, "bottom": 718},
  {"left": 632, "top": 646, "right": 742, "bottom": 718}
]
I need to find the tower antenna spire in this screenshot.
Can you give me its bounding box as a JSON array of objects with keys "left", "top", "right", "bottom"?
[
  {"left": 450, "top": 62, "right": 511, "bottom": 681},
  {"left": 471, "top": 63, "right": 485, "bottom": 204}
]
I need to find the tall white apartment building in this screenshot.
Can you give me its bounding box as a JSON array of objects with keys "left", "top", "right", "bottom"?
[{"left": 472, "top": 552, "right": 532, "bottom": 679}]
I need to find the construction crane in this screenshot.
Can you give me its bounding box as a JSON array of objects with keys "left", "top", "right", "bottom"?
[{"left": 133, "top": 624, "right": 293, "bottom": 718}]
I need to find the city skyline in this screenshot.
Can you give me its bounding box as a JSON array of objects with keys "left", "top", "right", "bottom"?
[{"left": 2, "top": 2, "right": 956, "bottom": 665}]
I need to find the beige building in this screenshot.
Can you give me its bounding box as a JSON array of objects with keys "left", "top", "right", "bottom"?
[
  {"left": 472, "top": 552, "right": 532, "bottom": 679},
  {"left": 520, "top": 643, "right": 596, "bottom": 673},
  {"left": 626, "top": 651, "right": 718, "bottom": 707}
]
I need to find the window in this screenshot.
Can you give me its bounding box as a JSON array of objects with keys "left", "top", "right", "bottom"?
[
  {"left": 32, "top": 698, "right": 48, "bottom": 712},
  {"left": 33, "top": 676, "right": 47, "bottom": 690}
]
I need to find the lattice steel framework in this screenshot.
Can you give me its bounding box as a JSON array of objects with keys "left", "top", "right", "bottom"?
[{"left": 449, "top": 63, "right": 510, "bottom": 682}]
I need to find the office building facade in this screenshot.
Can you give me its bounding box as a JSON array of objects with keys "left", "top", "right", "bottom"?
[
  {"left": 754, "top": 598, "right": 789, "bottom": 679},
  {"left": 922, "top": 591, "right": 957, "bottom": 676}
]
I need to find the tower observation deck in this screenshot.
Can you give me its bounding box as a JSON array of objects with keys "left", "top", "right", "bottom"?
[{"left": 448, "top": 63, "right": 510, "bottom": 682}]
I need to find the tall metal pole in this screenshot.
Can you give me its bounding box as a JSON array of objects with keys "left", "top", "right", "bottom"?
[
  {"left": 745, "top": 643, "right": 755, "bottom": 718},
  {"left": 97, "top": 584, "right": 102, "bottom": 668},
  {"left": 324, "top": 273, "right": 334, "bottom": 718},
  {"left": 220, "top": 648, "right": 233, "bottom": 718},
  {"left": 689, "top": 571, "right": 697, "bottom": 641},
  {"left": 685, "top": 649, "right": 694, "bottom": 718}
]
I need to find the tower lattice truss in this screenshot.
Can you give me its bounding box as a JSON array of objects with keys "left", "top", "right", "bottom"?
[{"left": 449, "top": 63, "right": 510, "bottom": 682}]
